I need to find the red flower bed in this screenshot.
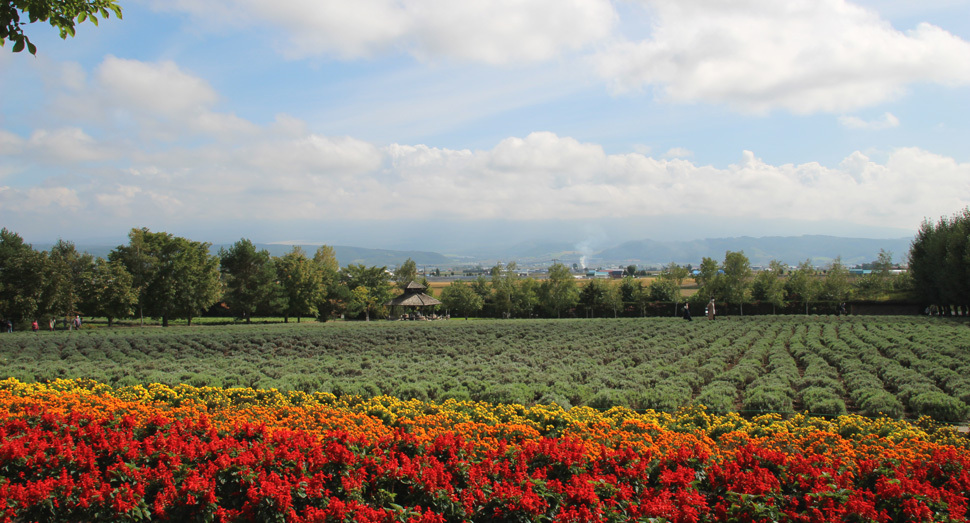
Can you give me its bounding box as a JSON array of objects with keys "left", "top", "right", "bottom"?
[{"left": 3, "top": 403, "right": 970, "bottom": 522}]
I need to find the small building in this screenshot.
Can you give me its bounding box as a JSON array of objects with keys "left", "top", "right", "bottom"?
[{"left": 385, "top": 281, "right": 443, "bottom": 320}]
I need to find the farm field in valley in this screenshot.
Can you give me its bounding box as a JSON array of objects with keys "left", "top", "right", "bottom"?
[{"left": 4, "top": 316, "right": 970, "bottom": 422}]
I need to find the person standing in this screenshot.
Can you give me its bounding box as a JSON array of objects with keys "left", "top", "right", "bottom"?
[
  {"left": 31, "top": 320, "right": 38, "bottom": 331},
  {"left": 707, "top": 298, "right": 716, "bottom": 320},
  {"left": 682, "top": 303, "right": 692, "bottom": 321},
  {"left": 49, "top": 318, "right": 55, "bottom": 331}
]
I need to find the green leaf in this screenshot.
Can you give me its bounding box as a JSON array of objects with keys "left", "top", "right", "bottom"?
[
  {"left": 27, "top": 41, "right": 36, "bottom": 55},
  {"left": 78, "top": 12, "right": 87, "bottom": 23},
  {"left": 12, "top": 38, "right": 24, "bottom": 53}
]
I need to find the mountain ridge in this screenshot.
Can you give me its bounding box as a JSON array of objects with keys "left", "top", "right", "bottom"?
[{"left": 34, "top": 234, "right": 914, "bottom": 269}]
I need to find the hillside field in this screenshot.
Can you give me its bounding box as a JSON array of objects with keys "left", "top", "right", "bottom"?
[{"left": 3, "top": 315, "right": 969, "bottom": 423}]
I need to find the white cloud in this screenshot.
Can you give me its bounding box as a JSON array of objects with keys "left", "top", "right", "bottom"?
[
  {"left": 0, "top": 186, "right": 82, "bottom": 213},
  {"left": 3, "top": 124, "right": 968, "bottom": 237},
  {"left": 839, "top": 112, "right": 901, "bottom": 130},
  {"left": 664, "top": 147, "right": 693, "bottom": 159},
  {"left": 97, "top": 56, "right": 218, "bottom": 116},
  {"left": 155, "top": 0, "right": 617, "bottom": 64},
  {"left": 27, "top": 128, "right": 115, "bottom": 164},
  {"left": 595, "top": 0, "right": 970, "bottom": 114}
]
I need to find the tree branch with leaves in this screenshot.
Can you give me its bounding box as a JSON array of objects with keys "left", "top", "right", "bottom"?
[{"left": 2, "top": 0, "right": 122, "bottom": 54}]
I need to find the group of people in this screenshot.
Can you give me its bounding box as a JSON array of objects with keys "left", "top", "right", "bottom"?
[
  {"left": 682, "top": 298, "right": 716, "bottom": 322},
  {"left": 7, "top": 315, "right": 83, "bottom": 332}
]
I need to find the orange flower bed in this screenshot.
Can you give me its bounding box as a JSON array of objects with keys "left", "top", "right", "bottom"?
[{"left": 2, "top": 380, "right": 969, "bottom": 521}]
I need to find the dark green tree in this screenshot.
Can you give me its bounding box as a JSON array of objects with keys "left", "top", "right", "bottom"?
[
  {"left": 787, "top": 259, "right": 820, "bottom": 315},
  {"left": 111, "top": 228, "right": 221, "bottom": 326},
  {"left": 513, "top": 277, "right": 540, "bottom": 318},
  {"left": 722, "top": 250, "right": 752, "bottom": 315},
  {"left": 490, "top": 261, "right": 519, "bottom": 318},
  {"left": 439, "top": 280, "right": 484, "bottom": 319},
  {"left": 821, "top": 257, "right": 851, "bottom": 306},
  {"left": 539, "top": 262, "right": 577, "bottom": 318},
  {"left": 394, "top": 258, "right": 418, "bottom": 290},
  {"left": 219, "top": 239, "right": 276, "bottom": 323},
  {"left": 312, "top": 245, "right": 341, "bottom": 321},
  {"left": 694, "top": 256, "right": 723, "bottom": 301},
  {"left": 751, "top": 260, "right": 787, "bottom": 314},
  {"left": 341, "top": 264, "right": 391, "bottom": 320},
  {"left": 275, "top": 247, "right": 322, "bottom": 323},
  {"left": 84, "top": 258, "right": 136, "bottom": 327},
  {"left": 37, "top": 240, "right": 93, "bottom": 321},
  {"left": 0, "top": 228, "right": 45, "bottom": 325},
  {"left": 108, "top": 228, "right": 158, "bottom": 325},
  {"left": 579, "top": 278, "right": 607, "bottom": 318}
]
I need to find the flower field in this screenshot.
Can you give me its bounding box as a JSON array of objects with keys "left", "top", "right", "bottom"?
[
  {"left": 3, "top": 378, "right": 970, "bottom": 522},
  {"left": 3, "top": 316, "right": 970, "bottom": 422}
]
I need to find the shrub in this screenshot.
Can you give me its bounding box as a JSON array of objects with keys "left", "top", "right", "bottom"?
[{"left": 909, "top": 392, "right": 970, "bottom": 422}]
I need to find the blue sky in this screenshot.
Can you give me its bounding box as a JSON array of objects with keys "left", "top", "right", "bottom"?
[{"left": 2, "top": 0, "right": 969, "bottom": 253}]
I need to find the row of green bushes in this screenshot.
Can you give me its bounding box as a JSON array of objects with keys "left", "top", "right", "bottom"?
[{"left": 2, "top": 316, "right": 970, "bottom": 421}]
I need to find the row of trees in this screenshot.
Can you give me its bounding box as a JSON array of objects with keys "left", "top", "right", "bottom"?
[
  {"left": 0, "top": 227, "right": 912, "bottom": 327},
  {"left": 0, "top": 228, "right": 397, "bottom": 327},
  {"left": 436, "top": 250, "right": 906, "bottom": 320},
  {"left": 909, "top": 208, "right": 970, "bottom": 315}
]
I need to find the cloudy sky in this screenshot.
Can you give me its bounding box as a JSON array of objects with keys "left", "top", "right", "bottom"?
[{"left": 2, "top": 0, "right": 969, "bottom": 252}]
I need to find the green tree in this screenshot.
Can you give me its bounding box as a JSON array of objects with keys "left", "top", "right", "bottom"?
[
  {"left": 312, "top": 245, "right": 341, "bottom": 321},
  {"left": 491, "top": 261, "right": 519, "bottom": 318},
  {"left": 346, "top": 286, "right": 374, "bottom": 321},
  {"left": 0, "top": 228, "right": 45, "bottom": 325},
  {"left": 84, "top": 258, "right": 136, "bottom": 327},
  {"left": 219, "top": 239, "right": 276, "bottom": 323},
  {"left": 602, "top": 279, "right": 623, "bottom": 318},
  {"left": 108, "top": 228, "right": 158, "bottom": 325},
  {"left": 579, "top": 278, "right": 608, "bottom": 318},
  {"left": 341, "top": 264, "right": 392, "bottom": 320},
  {"left": 721, "top": 250, "right": 752, "bottom": 315},
  {"left": 439, "top": 280, "right": 483, "bottom": 319},
  {"left": 513, "top": 277, "right": 540, "bottom": 318},
  {"left": 2, "top": 0, "right": 122, "bottom": 54},
  {"left": 751, "top": 260, "right": 787, "bottom": 314},
  {"left": 276, "top": 247, "right": 322, "bottom": 323},
  {"left": 654, "top": 263, "right": 689, "bottom": 315},
  {"left": 313, "top": 245, "right": 339, "bottom": 272},
  {"left": 394, "top": 258, "right": 418, "bottom": 290},
  {"left": 694, "top": 256, "right": 723, "bottom": 301},
  {"left": 787, "top": 259, "right": 820, "bottom": 315},
  {"left": 539, "top": 262, "right": 578, "bottom": 318},
  {"left": 821, "top": 257, "right": 851, "bottom": 307},
  {"left": 112, "top": 228, "right": 221, "bottom": 326},
  {"left": 38, "top": 239, "right": 90, "bottom": 320}
]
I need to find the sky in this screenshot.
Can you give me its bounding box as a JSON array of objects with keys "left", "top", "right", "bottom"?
[{"left": 1, "top": 0, "right": 969, "bottom": 253}]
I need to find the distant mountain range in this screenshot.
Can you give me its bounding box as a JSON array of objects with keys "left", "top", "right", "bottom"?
[
  {"left": 593, "top": 235, "right": 914, "bottom": 267},
  {"left": 38, "top": 235, "right": 914, "bottom": 270}
]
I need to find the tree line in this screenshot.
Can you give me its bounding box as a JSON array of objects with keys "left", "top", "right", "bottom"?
[
  {"left": 437, "top": 249, "right": 906, "bottom": 320},
  {"left": 0, "top": 228, "right": 361, "bottom": 327},
  {"left": 908, "top": 208, "right": 970, "bottom": 316},
  {"left": 0, "top": 227, "right": 911, "bottom": 328}
]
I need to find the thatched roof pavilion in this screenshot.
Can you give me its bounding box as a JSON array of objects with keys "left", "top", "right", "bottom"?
[{"left": 386, "top": 281, "right": 442, "bottom": 308}]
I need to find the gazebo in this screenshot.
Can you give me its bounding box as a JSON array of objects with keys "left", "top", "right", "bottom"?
[{"left": 386, "top": 281, "right": 442, "bottom": 320}]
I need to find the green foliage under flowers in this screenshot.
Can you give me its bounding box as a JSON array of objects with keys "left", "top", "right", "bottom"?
[{"left": 2, "top": 316, "right": 970, "bottom": 422}]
